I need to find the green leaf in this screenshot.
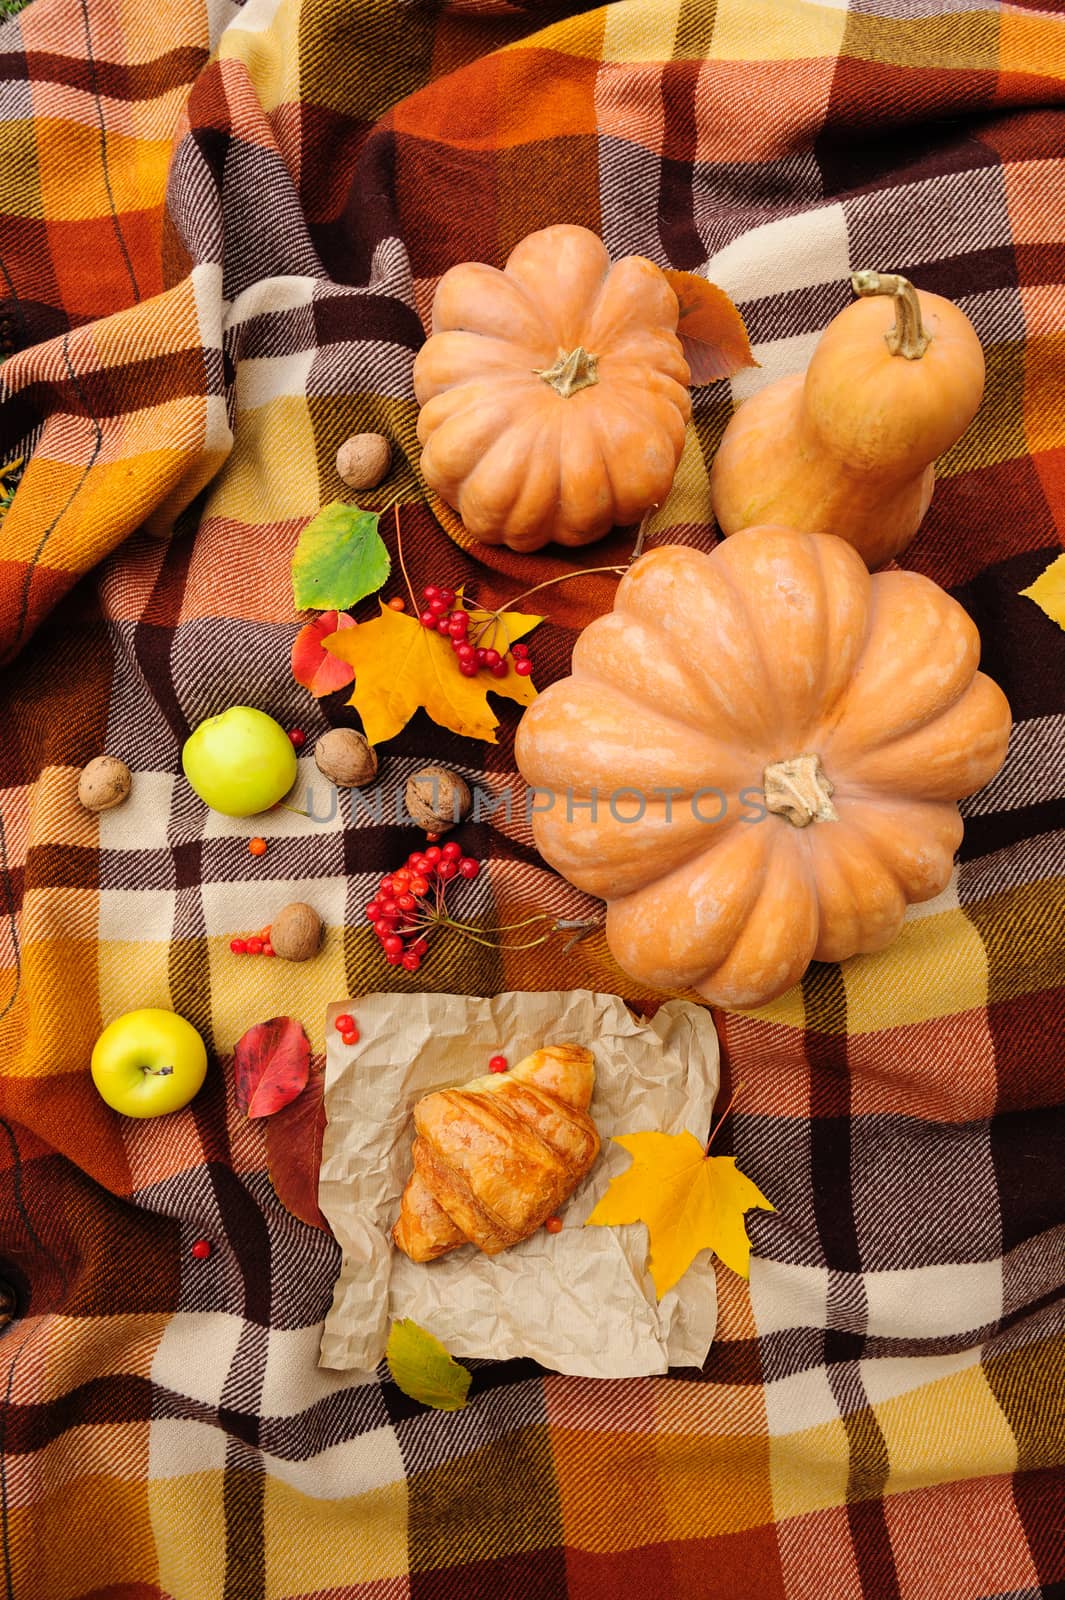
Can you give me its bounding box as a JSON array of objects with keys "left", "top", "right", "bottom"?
[
  {"left": 291, "top": 501, "right": 391, "bottom": 612},
  {"left": 385, "top": 1318, "right": 471, "bottom": 1412}
]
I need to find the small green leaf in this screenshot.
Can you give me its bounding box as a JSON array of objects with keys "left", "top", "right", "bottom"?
[
  {"left": 385, "top": 1318, "right": 471, "bottom": 1412},
  {"left": 291, "top": 501, "right": 391, "bottom": 612}
]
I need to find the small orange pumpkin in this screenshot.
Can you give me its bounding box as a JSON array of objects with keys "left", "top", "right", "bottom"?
[
  {"left": 515, "top": 528, "right": 1011, "bottom": 1010},
  {"left": 413, "top": 225, "right": 691, "bottom": 551},
  {"left": 710, "top": 273, "right": 985, "bottom": 569}
]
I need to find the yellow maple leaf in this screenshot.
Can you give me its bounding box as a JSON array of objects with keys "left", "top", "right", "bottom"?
[
  {"left": 1020, "top": 553, "right": 1065, "bottom": 633},
  {"left": 584, "top": 1130, "right": 775, "bottom": 1298},
  {"left": 322, "top": 601, "right": 541, "bottom": 745}
]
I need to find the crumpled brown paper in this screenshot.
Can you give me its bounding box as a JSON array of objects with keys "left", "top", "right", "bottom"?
[{"left": 317, "top": 990, "right": 720, "bottom": 1379}]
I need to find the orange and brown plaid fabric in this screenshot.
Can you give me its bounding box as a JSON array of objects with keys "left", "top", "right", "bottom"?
[{"left": 1, "top": 0, "right": 1064, "bottom": 1596}]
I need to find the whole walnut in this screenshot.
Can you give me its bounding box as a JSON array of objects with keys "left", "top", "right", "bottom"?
[
  {"left": 78, "top": 756, "right": 132, "bottom": 813},
  {"left": 269, "top": 902, "right": 323, "bottom": 962},
  {"left": 336, "top": 433, "right": 392, "bottom": 490},
  {"left": 315, "top": 729, "right": 378, "bottom": 788},
  {"left": 405, "top": 766, "right": 472, "bottom": 832}
]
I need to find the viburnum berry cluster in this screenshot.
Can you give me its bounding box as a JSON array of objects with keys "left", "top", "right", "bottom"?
[
  {"left": 231, "top": 926, "right": 275, "bottom": 956},
  {"left": 366, "top": 840, "right": 480, "bottom": 973},
  {"left": 417, "top": 585, "right": 534, "bottom": 680}
]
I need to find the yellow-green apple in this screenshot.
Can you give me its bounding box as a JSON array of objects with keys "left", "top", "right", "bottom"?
[
  {"left": 91, "top": 1009, "right": 208, "bottom": 1118},
  {"left": 181, "top": 706, "right": 297, "bottom": 816}
]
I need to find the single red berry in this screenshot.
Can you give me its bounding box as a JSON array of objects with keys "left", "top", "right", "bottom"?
[
  {"left": 248, "top": 837, "right": 267, "bottom": 856},
  {"left": 514, "top": 657, "right": 534, "bottom": 676},
  {"left": 383, "top": 934, "right": 403, "bottom": 955},
  {"left": 475, "top": 647, "right": 488, "bottom": 664},
  {"left": 442, "top": 840, "right": 463, "bottom": 861},
  {"left": 262, "top": 943, "right": 275, "bottom": 957},
  {"left": 393, "top": 870, "right": 411, "bottom": 889},
  {"left": 456, "top": 643, "right": 475, "bottom": 662},
  {"left": 388, "top": 596, "right": 406, "bottom": 612},
  {"left": 397, "top": 892, "right": 416, "bottom": 912},
  {"left": 375, "top": 924, "right": 391, "bottom": 943},
  {"left": 401, "top": 951, "right": 421, "bottom": 972},
  {"left": 191, "top": 1239, "right": 212, "bottom": 1260},
  {"left": 230, "top": 939, "right": 247, "bottom": 954},
  {"left": 247, "top": 938, "right": 263, "bottom": 955},
  {"left": 489, "top": 1054, "right": 508, "bottom": 1073},
  {"left": 341, "top": 1028, "right": 360, "bottom": 1045},
  {"left": 425, "top": 832, "right": 441, "bottom": 843},
  {"left": 437, "top": 859, "right": 458, "bottom": 881},
  {"left": 423, "top": 584, "right": 441, "bottom": 602},
  {"left": 288, "top": 728, "right": 306, "bottom": 748},
  {"left": 483, "top": 648, "right": 501, "bottom": 668},
  {"left": 438, "top": 588, "right": 456, "bottom": 607},
  {"left": 436, "top": 618, "right": 451, "bottom": 635},
  {"left": 544, "top": 1216, "right": 563, "bottom": 1235},
  {"left": 410, "top": 875, "right": 430, "bottom": 897},
  {"left": 429, "top": 597, "right": 448, "bottom": 617},
  {"left": 411, "top": 938, "right": 429, "bottom": 957},
  {"left": 419, "top": 610, "right": 437, "bottom": 630},
  {"left": 366, "top": 903, "right": 382, "bottom": 921},
  {"left": 385, "top": 950, "right": 403, "bottom": 965},
  {"left": 448, "top": 611, "right": 468, "bottom": 633},
  {"left": 458, "top": 857, "right": 479, "bottom": 880},
  {"left": 424, "top": 846, "right": 442, "bottom": 863},
  {"left": 511, "top": 642, "right": 529, "bottom": 659},
  {"left": 459, "top": 661, "right": 478, "bottom": 677},
  {"left": 490, "top": 660, "right": 508, "bottom": 679},
  {"left": 335, "top": 1014, "right": 355, "bottom": 1034},
  {"left": 260, "top": 927, "right": 272, "bottom": 940}
]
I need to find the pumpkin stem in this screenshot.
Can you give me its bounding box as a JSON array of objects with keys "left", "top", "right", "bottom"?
[
  {"left": 536, "top": 346, "right": 600, "bottom": 397},
  {"left": 762, "top": 754, "right": 838, "bottom": 828},
  {"left": 850, "top": 270, "right": 930, "bottom": 360}
]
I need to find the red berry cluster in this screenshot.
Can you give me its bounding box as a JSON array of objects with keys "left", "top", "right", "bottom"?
[
  {"left": 365, "top": 840, "right": 479, "bottom": 972},
  {"left": 418, "top": 586, "right": 534, "bottom": 679},
  {"left": 335, "top": 1012, "right": 360, "bottom": 1047},
  {"left": 231, "top": 926, "right": 274, "bottom": 956}
]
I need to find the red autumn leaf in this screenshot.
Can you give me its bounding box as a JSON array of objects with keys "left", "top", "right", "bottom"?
[
  {"left": 663, "top": 270, "right": 758, "bottom": 386},
  {"left": 291, "top": 610, "right": 356, "bottom": 697},
  {"left": 265, "top": 1056, "right": 329, "bottom": 1230},
  {"left": 233, "top": 1015, "right": 311, "bottom": 1118}
]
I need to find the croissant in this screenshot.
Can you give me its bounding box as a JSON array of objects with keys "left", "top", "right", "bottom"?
[{"left": 392, "top": 1044, "right": 599, "bottom": 1262}]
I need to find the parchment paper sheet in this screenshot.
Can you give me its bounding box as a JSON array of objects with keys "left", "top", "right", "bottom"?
[{"left": 317, "top": 990, "right": 720, "bottom": 1379}]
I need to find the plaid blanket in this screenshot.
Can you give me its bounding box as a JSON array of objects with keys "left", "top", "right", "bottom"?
[{"left": 1, "top": 0, "right": 1064, "bottom": 1594}]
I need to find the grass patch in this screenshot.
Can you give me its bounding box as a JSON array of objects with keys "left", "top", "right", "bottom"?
[{"left": 0, "top": 0, "right": 32, "bottom": 18}]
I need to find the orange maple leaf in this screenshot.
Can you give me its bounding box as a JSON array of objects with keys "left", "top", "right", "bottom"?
[
  {"left": 664, "top": 270, "right": 758, "bottom": 386},
  {"left": 323, "top": 602, "right": 541, "bottom": 745}
]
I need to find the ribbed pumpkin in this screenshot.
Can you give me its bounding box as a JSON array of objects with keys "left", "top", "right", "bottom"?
[
  {"left": 514, "top": 529, "right": 1011, "bottom": 1010},
  {"left": 710, "top": 273, "right": 985, "bottom": 569},
  {"left": 413, "top": 225, "right": 691, "bottom": 551}
]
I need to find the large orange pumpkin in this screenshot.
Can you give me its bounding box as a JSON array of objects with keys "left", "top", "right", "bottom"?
[
  {"left": 710, "top": 273, "right": 985, "bottom": 569},
  {"left": 514, "top": 528, "right": 1011, "bottom": 1010},
  {"left": 413, "top": 225, "right": 691, "bottom": 551}
]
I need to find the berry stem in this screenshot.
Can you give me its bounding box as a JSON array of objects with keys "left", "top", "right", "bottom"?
[
  {"left": 629, "top": 506, "right": 655, "bottom": 563},
  {"left": 394, "top": 505, "right": 419, "bottom": 614},
  {"left": 489, "top": 564, "right": 627, "bottom": 615}
]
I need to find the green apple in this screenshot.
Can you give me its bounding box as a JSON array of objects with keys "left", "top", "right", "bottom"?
[
  {"left": 182, "top": 705, "right": 297, "bottom": 816},
  {"left": 91, "top": 1008, "right": 208, "bottom": 1118}
]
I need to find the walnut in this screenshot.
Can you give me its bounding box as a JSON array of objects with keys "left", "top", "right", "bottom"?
[
  {"left": 314, "top": 728, "right": 378, "bottom": 788},
  {"left": 405, "top": 765, "right": 472, "bottom": 832},
  {"left": 335, "top": 433, "right": 392, "bottom": 490},
  {"left": 269, "top": 902, "right": 323, "bottom": 962},
  {"left": 77, "top": 756, "right": 132, "bottom": 813}
]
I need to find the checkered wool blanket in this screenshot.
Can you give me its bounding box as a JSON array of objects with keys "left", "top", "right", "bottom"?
[{"left": 1, "top": 0, "right": 1064, "bottom": 1595}]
